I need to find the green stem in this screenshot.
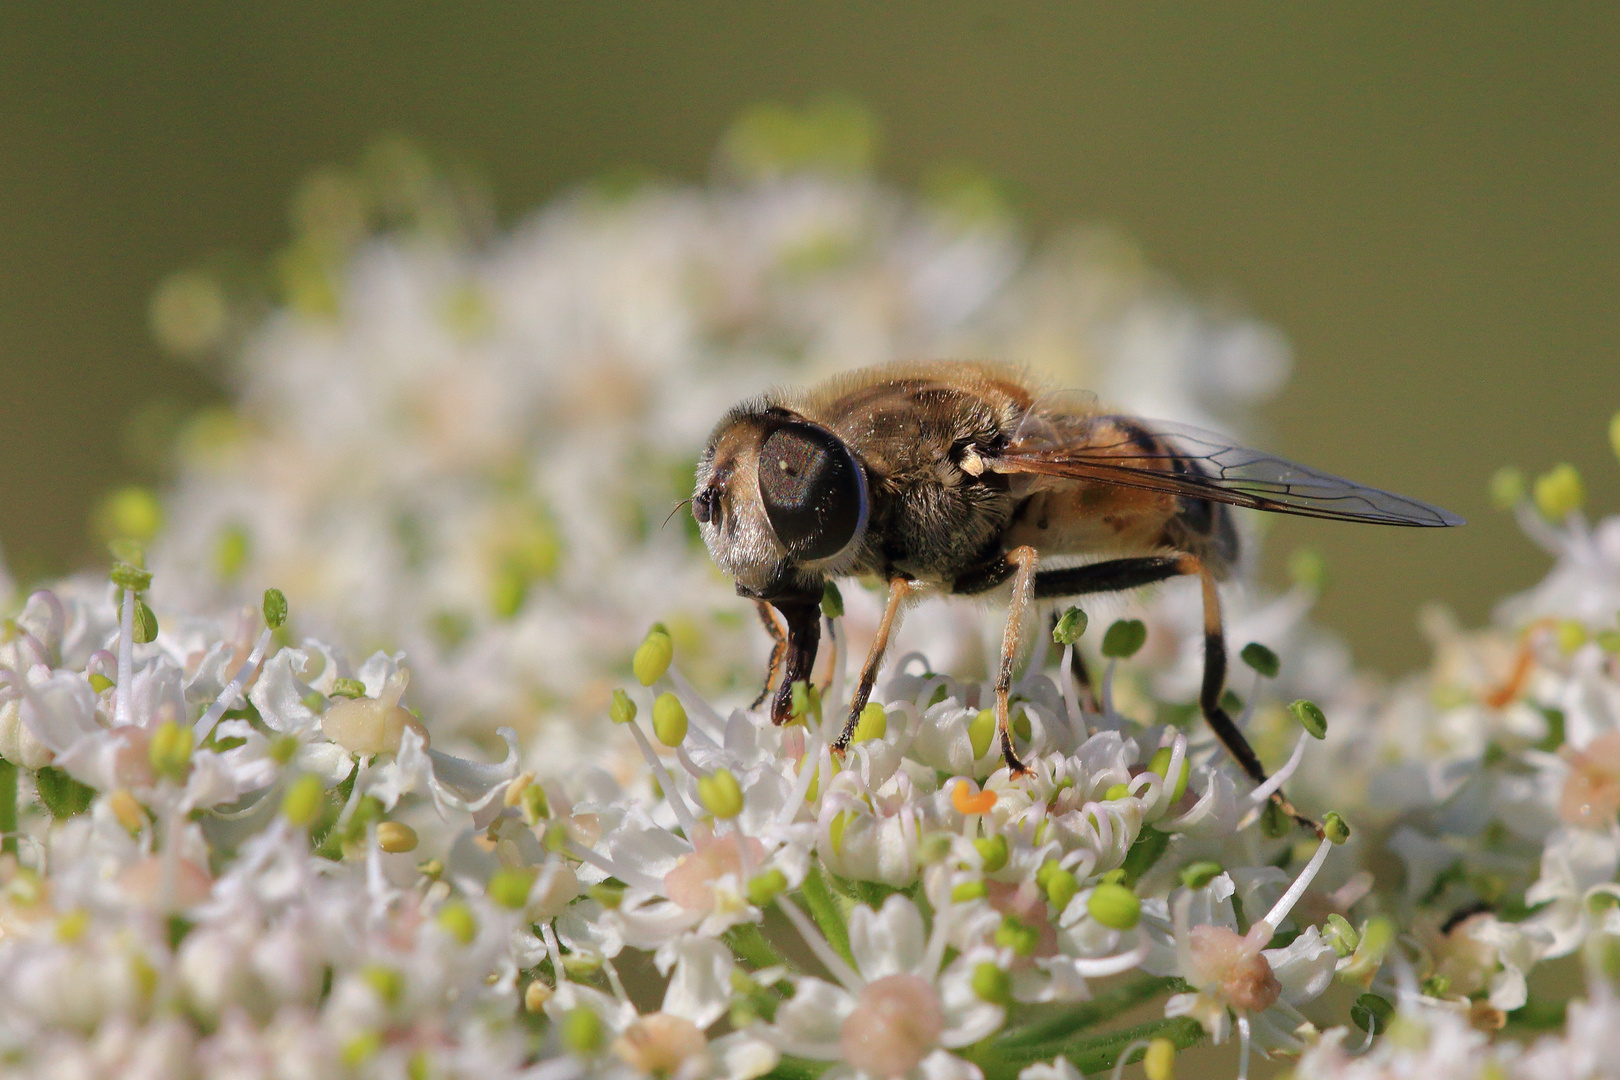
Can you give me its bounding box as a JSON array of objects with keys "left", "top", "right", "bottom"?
[
  {"left": 996, "top": 974, "right": 1182, "bottom": 1047},
  {"left": 799, "top": 863, "right": 855, "bottom": 969},
  {"left": 763, "top": 1055, "right": 833, "bottom": 1080},
  {"left": 975, "top": 1016, "right": 1205, "bottom": 1080},
  {"left": 726, "top": 922, "right": 789, "bottom": 971},
  {"left": 0, "top": 759, "right": 15, "bottom": 855}
]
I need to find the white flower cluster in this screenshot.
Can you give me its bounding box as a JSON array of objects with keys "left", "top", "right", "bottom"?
[{"left": 6, "top": 103, "right": 1618, "bottom": 1078}]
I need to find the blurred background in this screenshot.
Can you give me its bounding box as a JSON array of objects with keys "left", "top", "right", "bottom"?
[{"left": 1, "top": 3, "right": 1616, "bottom": 675}]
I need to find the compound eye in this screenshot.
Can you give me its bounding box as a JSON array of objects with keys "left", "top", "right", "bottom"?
[{"left": 757, "top": 423, "right": 866, "bottom": 561}]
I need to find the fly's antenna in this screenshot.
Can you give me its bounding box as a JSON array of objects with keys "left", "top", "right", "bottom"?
[{"left": 662, "top": 499, "right": 694, "bottom": 530}]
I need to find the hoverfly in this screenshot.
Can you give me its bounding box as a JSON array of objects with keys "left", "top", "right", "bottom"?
[{"left": 692, "top": 362, "right": 1461, "bottom": 831}]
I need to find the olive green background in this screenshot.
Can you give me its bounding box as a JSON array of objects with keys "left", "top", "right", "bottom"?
[{"left": 2, "top": 3, "right": 1617, "bottom": 675}]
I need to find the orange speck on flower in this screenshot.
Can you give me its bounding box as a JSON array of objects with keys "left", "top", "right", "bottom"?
[{"left": 953, "top": 780, "right": 996, "bottom": 816}]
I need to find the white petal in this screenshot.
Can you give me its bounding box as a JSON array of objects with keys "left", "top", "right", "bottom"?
[
  {"left": 660, "top": 935, "right": 735, "bottom": 1030},
  {"left": 848, "top": 894, "right": 928, "bottom": 980}
]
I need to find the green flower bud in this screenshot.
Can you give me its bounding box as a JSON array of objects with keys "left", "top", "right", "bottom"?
[
  {"left": 994, "top": 915, "right": 1040, "bottom": 956},
  {"left": 1556, "top": 619, "right": 1587, "bottom": 655},
  {"left": 951, "top": 880, "right": 987, "bottom": 903},
  {"left": 88, "top": 673, "right": 114, "bottom": 695},
  {"left": 610, "top": 688, "right": 637, "bottom": 725},
  {"left": 342, "top": 1032, "right": 382, "bottom": 1068},
  {"left": 109, "top": 561, "right": 153, "bottom": 592},
  {"left": 633, "top": 625, "right": 674, "bottom": 686},
  {"left": 437, "top": 901, "right": 477, "bottom": 945},
  {"left": 263, "top": 587, "right": 289, "bottom": 630},
  {"left": 521, "top": 782, "right": 551, "bottom": 824},
  {"left": 1611, "top": 410, "right": 1620, "bottom": 462},
  {"left": 282, "top": 774, "right": 325, "bottom": 826},
  {"left": 364, "top": 964, "right": 404, "bottom": 1006},
  {"left": 821, "top": 581, "right": 844, "bottom": 619},
  {"left": 270, "top": 733, "right": 299, "bottom": 765},
  {"left": 968, "top": 708, "right": 996, "bottom": 760},
  {"left": 971, "top": 962, "right": 1012, "bottom": 1005},
  {"left": 790, "top": 680, "right": 822, "bottom": 721},
  {"left": 1035, "top": 859, "right": 1062, "bottom": 891},
  {"left": 377, "top": 821, "right": 417, "bottom": 853},
  {"left": 132, "top": 600, "right": 159, "bottom": 645},
  {"left": 851, "top": 702, "right": 887, "bottom": 744},
  {"left": 652, "top": 692, "right": 688, "bottom": 746},
  {"left": 330, "top": 677, "right": 367, "bottom": 699},
  {"left": 1489, "top": 466, "right": 1526, "bottom": 510},
  {"left": 587, "top": 883, "right": 625, "bottom": 909},
  {"left": 1101, "top": 618, "right": 1147, "bottom": 659},
  {"left": 562, "top": 1005, "right": 604, "bottom": 1055},
  {"left": 216, "top": 524, "right": 251, "bottom": 580},
  {"left": 1420, "top": 973, "right": 1450, "bottom": 998},
  {"left": 1178, "top": 860, "right": 1224, "bottom": 889},
  {"left": 1324, "top": 811, "right": 1351, "bottom": 844},
  {"left": 1045, "top": 868, "right": 1079, "bottom": 912},
  {"left": 488, "top": 866, "right": 537, "bottom": 909},
  {"left": 1147, "top": 746, "right": 1189, "bottom": 803},
  {"left": 697, "top": 768, "right": 744, "bottom": 819},
  {"left": 99, "top": 487, "right": 163, "bottom": 545},
  {"left": 974, "top": 834, "right": 1008, "bottom": 873},
  {"left": 1290, "top": 699, "right": 1328, "bottom": 739},
  {"left": 148, "top": 720, "right": 193, "bottom": 783},
  {"left": 1142, "top": 1038, "right": 1176, "bottom": 1080},
  {"left": 1324, "top": 913, "right": 1359, "bottom": 957},
  {"left": 747, "top": 868, "right": 788, "bottom": 906},
  {"left": 1533, "top": 463, "right": 1584, "bottom": 521},
  {"left": 1087, "top": 882, "right": 1141, "bottom": 930},
  {"left": 1351, "top": 992, "right": 1393, "bottom": 1035},
  {"left": 1240, "top": 642, "right": 1280, "bottom": 679},
  {"left": 1261, "top": 800, "right": 1290, "bottom": 838},
  {"left": 1598, "top": 628, "right": 1620, "bottom": 655},
  {"left": 1052, "top": 606, "right": 1088, "bottom": 645}
]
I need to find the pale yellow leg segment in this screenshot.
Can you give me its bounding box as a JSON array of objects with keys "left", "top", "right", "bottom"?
[
  {"left": 835, "top": 577, "right": 913, "bottom": 751},
  {"left": 996, "top": 546, "right": 1039, "bottom": 775},
  {"left": 751, "top": 601, "right": 786, "bottom": 712}
]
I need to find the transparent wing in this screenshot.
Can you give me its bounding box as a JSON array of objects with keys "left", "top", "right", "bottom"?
[{"left": 994, "top": 404, "right": 1464, "bottom": 528}]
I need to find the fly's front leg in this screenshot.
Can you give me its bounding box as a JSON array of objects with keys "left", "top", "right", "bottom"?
[
  {"left": 996, "top": 546, "right": 1039, "bottom": 775},
  {"left": 833, "top": 577, "right": 913, "bottom": 751},
  {"left": 752, "top": 601, "right": 786, "bottom": 712}
]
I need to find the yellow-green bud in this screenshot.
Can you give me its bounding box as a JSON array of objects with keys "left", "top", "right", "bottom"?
[
  {"left": 1143, "top": 1037, "right": 1176, "bottom": 1080},
  {"left": 1045, "top": 867, "right": 1079, "bottom": 912},
  {"left": 610, "top": 688, "right": 637, "bottom": 725},
  {"left": 974, "top": 834, "right": 1008, "bottom": 873},
  {"left": 1104, "top": 782, "right": 1130, "bottom": 801},
  {"left": 377, "top": 821, "right": 417, "bottom": 853},
  {"left": 633, "top": 626, "right": 674, "bottom": 686},
  {"left": 562, "top": 1005, "right": 604, "bottom": 1055},
  {"left": 1178, "top": 860, "right": 1223, "bottom": 889},
  {"left": 697, "top": 768, "right": 744, "bottom": 819},
  {"left": 994, "top": 915, "right": 1040, "bottom": 957},
  {"left": 1290, "top": 699, "right": 1328, "bottom": 739},
  {"left": 342, "top": 1032, "right": 382, "bottom": 1068},
  {"left": 1052, "top": 607, "right": 1087, "bottom": 645},
  {"left": 951, "top": 880, "right": 987, "bottom": 903},
  {"left": 282, "top": 774, "right": 324, "bottom": 826},
  {"left": 88, "top": 673, "right": 114, "bottom": 695},
  {"left": 1288, "top": 546, "right": 1328, "bottom": 591},
  {"left": 747, "top": 868, "right": 788, "bottom": 906},
  {"left": 1324, "top": 810, "right": 1351, "bottom": 844},
  {"left": 1324, "top": 913, "right": 1359, "bottom": 957},
  {"left": 1556, "top": 619, "right": 1588, "bottom": 655},
  {"left": 1489, "top": 466, "right": 1525, "bottom": 510},
  {"left": 652, "top": 692, "right": 688, "bottom": 746},
  {"left": 587, "top": 883, "right": 625, "bottom": 909},
  {"left": 100, "top": 488, "right": 163, "bottom": 545},
  {"left": 971, "top": 962, "right": 1012, "bottom": 1005},
  {"left": 968, "top": 708, "right": 996, "bottom": 760},
  {"left": 488, "top": 866, "right": 537, "bottom": 909},
  {"left": 1101, "top": 618, "right": 1147, "bottom": 659},
  {"left": 525, "top": 979, "right": 554, "bottom": 1014},
  {"left": 1147, "top": 746, "right": 1189, "bottom": 803},
  {"left": 1533, "top": 463, "right": 1584, "bottom": 521},
  {"left": 790, "top": 679, "right": 821, "bottom": 721},
  {"left": 437, "top": 901, "right": 477, "bottom": 945},
  {"left": 1598, "top": 629, "right": 1620, "bottom": 655},
  {"left": 1240, "top": 642, "right": 1280, "bottom": 678},
  {"left": 521, "top": 782, "right": 551, "bottom": 823},
  {"left": 1351, "top": 992, "right": 1393, "bottom": 1035},
  {"left": 1087, "top": 882, "right": 1141, "bottom": 930},
  {"left": 851, "top": 702, "right": 887, "bottom": 744},
  {"left": 270, "top": 733, "right": 299, "bottom": 765},
  {"left": 262, "top": 587, "right": 289, "bottom": 630},
  {"left": 1035, "top": 858, "right": 1062, "bottom": 891},
  {"left": 148, "top": 720, "right": 193, "bottom": 783},
  {"left": 330, "top": 677, "right": 366, "bottom": 699},
  {"left": 132, "top": 600, "right": 159, "bottom": 645},
  {"left": 827, "top": 811, "right": 849, "bottom": 854},
  {"left": 821, "top": 581, "right": 844, "bottom": 619},
  {"left": 364, "top": 964, "right": 404, "bottom": 1006},
  {"left": 109, "top": 561, "right": 153, "bottom": 592}
]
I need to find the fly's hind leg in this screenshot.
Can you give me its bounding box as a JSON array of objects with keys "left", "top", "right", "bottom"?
[
  {"left": 751, "top": 601, "right": 787, "bottom": 711},
  {"left": 995, "top": 547, "right": 1040, "bottom": 775},
  {"left": 1031, "top": 555, "right": 1321, "bottom": 837}
]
